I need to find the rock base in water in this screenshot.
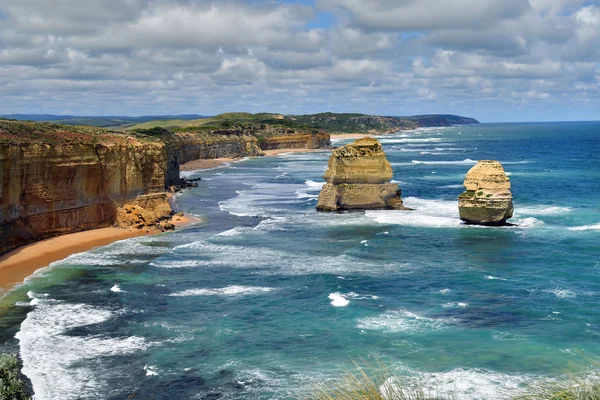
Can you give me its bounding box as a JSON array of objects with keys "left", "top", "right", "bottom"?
[
  {"left": 316, "top": 183, "right": 407, "bottom": 211},
  {"left": 316, "top": 137, "right": 409, "bottom": 211},
  {"left": 458, "top": 160, "right": 513, "bottom": 225}
]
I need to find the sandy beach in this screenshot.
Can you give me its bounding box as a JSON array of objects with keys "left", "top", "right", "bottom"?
[
  {"left": 180, "top": 148, "right": 330, "bottom": 171},
  {"left": 0, "top": 227, "right": 148, "bottom": 292},
  {"left": 0, "top": 214, "right": 202, "bottom": 293}
]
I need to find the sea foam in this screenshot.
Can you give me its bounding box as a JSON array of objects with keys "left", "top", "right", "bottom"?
[{"left": 169, "top": 285, "right": 275, "bottom": 297}]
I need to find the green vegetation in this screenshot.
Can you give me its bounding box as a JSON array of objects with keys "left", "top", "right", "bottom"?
[
  {"left": 312, "top": 356, "right": 600, "bottom": 400},
  {"left": 127, "top": 112, "right": 478, "bottom": 133},
  {"left": 312, "top": 359, "right": 443, "bottom": 400},
  {"left": 0, "top": 354, "right": 30, "bottom": 400}
]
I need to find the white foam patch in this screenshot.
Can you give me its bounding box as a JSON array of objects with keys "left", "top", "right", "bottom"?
[
  {"left": 356, "top": 309, "right": 453, "bottom": 333},
  {"left": 144, "top": 364, "right": 159, "bottom": 376},
  {"left": 169, "top": 285, "right": 275, "bottom": 297},
  {"left": 438, "top": 184, "right": 464, "bottom": 189},
  {"left": 485, "top": 276, "right": 508, "bottom": 281},
  {"left": 516, "top": 217, "right": 544, "bottom": 228},
  {"left": 366, "top": 197, "right": 460, "bottom": 228},
  {"left": 380, "top": 138, "right": 444, "bottom": 144},
  {"left": 442, "top": 302, "right": 469, "bottom": 308},
  {"left": 305, "top": 180, "right": 325, "bottom": 189},
  {"left": 382, "top": 368, "right": 531, "bottom": 400},
  {"left": 517, "top": 206, "right": 572, "bottom": 215},
  {"left": 110, "top": 285, "right": 124, "bottom": 293},
  {"left": 328, "top": 293, "right": 350, "bottom": 307},
  {"left": 569, "top": 223, "right": 600, "bottom": 231},
  {"left": 546, "top": 288, "right": 577, "bottom": 298},
  {"left": 16, "top": 300, "right": 149, "bottom": 400}
]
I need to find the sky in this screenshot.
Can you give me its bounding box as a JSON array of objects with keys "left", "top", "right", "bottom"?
[{"left": 0, "top": 0, "right": 599, "bottom": 122}]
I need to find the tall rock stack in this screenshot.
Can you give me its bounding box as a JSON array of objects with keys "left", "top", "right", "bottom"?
[
  {"left": 458, "top": 160, "right": 514, "bottom": 225},
  {"left": 316, "top": 137, "right": 407, "bottom": 211}
]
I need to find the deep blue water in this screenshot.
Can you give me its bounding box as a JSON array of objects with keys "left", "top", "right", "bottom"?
[{"left": 1, "top": 122, "right": 599, "bottom": 399}]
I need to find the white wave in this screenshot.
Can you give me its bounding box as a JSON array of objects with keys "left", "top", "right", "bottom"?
[
  {"left": 169, "top": 285, "right": 275, "bottom": 297},
  {"left": 545, "top": 288, "right": 577, "bottom": 298},
  {"left": 366, "top": 197, "right": 460, "bottom": 228},
  {"left": 518, "top": 206, "right": 572, "bottom": 215},
  {"left": 144, "top": 364, "right": 159, "bottom": 376},
  {"left": 438, "top": 184, "right": 464, "bottom": 189},
  {"left": 357, "top": 309, "right": 452, "bottom": 333},
  {"left": 412, "top": 158, "right": 477, "bottom": 165},
  {"left": 344, "top": 292, "right": 379, "bottom": 300},
  {"left": 216, "top": 226, "right": 251, "bottom": 237},
  {"left": 440, "top": 289, "right": 451, "bottom": 294},
  {"left": 516, "top": 217, "right": 545, "bottom": 228},
  {"left": 328, "top": 293, "right": 350, "bottom": 307},
  {"left": 569, "top": 223, "right": 600, "bottom": 231},
  {"left": 382, "top": 368, "right": 531, "bottom": 400},
  {"left": 305, "top": 180, "right": 326, "bottom": 188},
  {"left": 110, "top": 284, "right": 124, "bottom": 293},
  {"left": 149, "top": 260, "right": 208, "bottom": 269},
  {"left": 485, "top": 275, "right": 508, "bottom": 281},
  {"left": 16, "top": 300, "right": 149, "bottom": 400},
  {"left": 442, "top": 302, "right": 469, "bottom": 308},
  {"left": 380, "top": 138, "right": 444, "bottom": 144}
]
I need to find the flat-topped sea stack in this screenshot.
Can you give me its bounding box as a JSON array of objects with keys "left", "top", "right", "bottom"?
[
  {"left": 458, "top": 160, "right": 514, "bottom": 225},
  {"left": 316, "top": 137, "right": 407, "bottom": 211}
]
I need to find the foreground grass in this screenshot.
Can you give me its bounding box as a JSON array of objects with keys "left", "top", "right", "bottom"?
[
  {"left": 0, "top": 354, "right": 30, "bottom": 400},
  {"left": 311, "top": 358, "right": 600, "bottom": 400}
]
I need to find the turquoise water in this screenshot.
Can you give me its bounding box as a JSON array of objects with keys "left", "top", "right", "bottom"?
[{"left": 1, "top": 122, "right": 600, "bottom": 399}]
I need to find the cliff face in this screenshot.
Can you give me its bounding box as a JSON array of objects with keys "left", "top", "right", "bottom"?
[
  {"left": 163, "top": 126, "right": 330, "bottom": 186},
  {"left": 0, "top": 126, "right": 171, "bottom": 254},
  {"left": 317, "top": 138, "right": 407, "bottom": 211},
  {"left": 0, "top": 120, "right": 331, "bottom": 254},
  {"left": 458, "top": 160, "right": 514, "bottom": 225}
]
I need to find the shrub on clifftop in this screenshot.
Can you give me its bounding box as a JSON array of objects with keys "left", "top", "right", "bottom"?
[{"left": 0, "top": 354, "right": 30, "bottom": 400}]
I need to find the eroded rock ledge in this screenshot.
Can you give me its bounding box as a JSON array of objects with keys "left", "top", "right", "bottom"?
[
  {"left": 316, "top": 138, "right": 408, "bottom": 211},
  {"left": 458, "top": 160, "right": 514, "bottom": 225}
]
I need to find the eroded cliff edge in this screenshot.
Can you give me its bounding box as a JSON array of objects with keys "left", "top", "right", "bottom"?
[{"left": 0, "top": 120, "right": 330, "bottom": 254}]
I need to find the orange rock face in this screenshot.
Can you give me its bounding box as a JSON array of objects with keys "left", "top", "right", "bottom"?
[{"left": 0, "top": 140, "right": 169, "bottom": 254}]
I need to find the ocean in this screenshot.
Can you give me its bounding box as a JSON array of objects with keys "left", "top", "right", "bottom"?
[{"left": 1, "top": 122, "right": 599, "bottom": 399}]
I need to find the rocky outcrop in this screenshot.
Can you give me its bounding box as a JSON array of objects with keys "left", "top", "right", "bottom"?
[
  {"left": 115, "top": 194, "right": 174, "bottom": 232},
  {"left": 163, "top": 125, "right": 330, "bottom": 186},
  {"left": 458, "top": 160, "right": 514, "bottom": 225},
  {"left": 316, "top": 138, "right": 407, "bottom": 211},
  {"left": 0, "top": 122, "right": 172, "bottom": 254}
]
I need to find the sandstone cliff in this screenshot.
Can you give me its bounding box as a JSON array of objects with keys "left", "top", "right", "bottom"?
[
  {"left": 0, "top": 120, "right": 331, "bottom": 254},
  {"left": 316, "top": 138, "right": 407, "bottom": 211},
  {"left": 458, "top": 160, "right": 514, "bottom": 225},
  {"left": 0, "top": 121, "right": 172, "bottom": 254}
]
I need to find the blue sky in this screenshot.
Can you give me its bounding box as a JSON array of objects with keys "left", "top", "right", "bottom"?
[{"left": 0, "top": 0, "right": 599, "bottom": 122}]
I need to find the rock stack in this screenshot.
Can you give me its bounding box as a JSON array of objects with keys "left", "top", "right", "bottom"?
[
  {"left": 316, "top": 137, "right": 407, "bottom": 211},
  {"left": 458, "top": 160, "right": 514, "bottom": 225}
]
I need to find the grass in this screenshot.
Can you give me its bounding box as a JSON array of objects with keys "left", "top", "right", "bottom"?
[
  {"left": 311, "top": 359, "right": 446, "bottom": 400},
  {"left": 0, "top": 354, "right": 30, "bottom": 400},
  {"left": 310, "top": 356, "right": 600, "bottom": 400}
]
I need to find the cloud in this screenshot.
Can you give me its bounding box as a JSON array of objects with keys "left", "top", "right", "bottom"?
[{"left": 0, "top": 0, "right": 598, "bottom": 121}]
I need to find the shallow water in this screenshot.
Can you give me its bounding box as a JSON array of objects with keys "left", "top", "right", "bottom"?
[{"left": 2, "top": 122, "right": 600, "bottom": 399}]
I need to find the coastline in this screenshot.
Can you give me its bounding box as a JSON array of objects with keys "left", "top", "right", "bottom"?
[
  {"left": 0, "top": 227, "right": 148, "bottom": 293},
  {"left": 0, "top": 214, "right": 201, "bottom": 294},
  {"left": 0, "top": 147, "right": 322, "bottom": 294}
]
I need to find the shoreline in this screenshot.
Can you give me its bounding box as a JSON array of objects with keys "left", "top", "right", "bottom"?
[
  {"left": 0, "top": 227, "right": 148, "bottom": 293},
  {"left": 0, "top": 214, "right": 201, "bottom": 295},
  {"left": 0, "top": 147, "right": 322, "bottom": 294},
  {"left": 180, "top": 147, "right": 330, "bottom": 171}
]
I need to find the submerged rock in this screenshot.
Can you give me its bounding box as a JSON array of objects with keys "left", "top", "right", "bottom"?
[
  {"left": 458, "top": 160, "right": 514, "bottom": 225},
  {"left": 316, "top": 137, "right": 408, "bottom": 211}
]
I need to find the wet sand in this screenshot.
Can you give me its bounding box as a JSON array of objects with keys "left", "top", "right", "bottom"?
[
  {"left": 180, "top": 148, "right": 330, "bottom": 171},
  {"left": 0, "top": 228, "right": 148, "bottom": 292},
  {"left": 0, "top": 215, "right": 201, "bottom": 293}
]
